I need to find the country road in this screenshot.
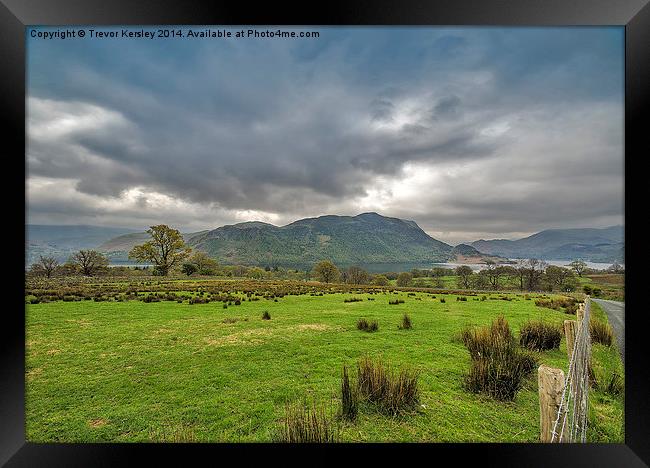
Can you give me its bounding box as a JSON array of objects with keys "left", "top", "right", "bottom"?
[{"left": 592, "top": 298, "right": 624, "bottom": 365}]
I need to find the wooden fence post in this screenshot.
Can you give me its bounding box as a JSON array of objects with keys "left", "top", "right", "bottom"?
[
  {"left": 538, "top": 365, "right": 566, "bottom": 442},
  {"left": 564, "top": 320, "right": 577, "bottom": 360},
  {"left": 576, "top": 304, "right": 584, "bottom": 331}
]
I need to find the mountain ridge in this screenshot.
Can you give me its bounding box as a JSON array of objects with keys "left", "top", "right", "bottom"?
[
  {"left": 187, "top": 212, "right": 453, "bottom": 267},
  {"left": 26, "top": 218, "right": 625, "bottom": 267},
  {"left": 470, "top": 225, "right": 623, "bottom": 262}
]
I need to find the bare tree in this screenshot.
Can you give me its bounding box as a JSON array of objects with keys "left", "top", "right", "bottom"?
[
  {"left": 569, "top": 259, "right": 587, "bottom": 277},
  {"left": 31, "top": 255, "right": 59, "bottom": 278},
  {"left": 71, "top": 250, "right": 109, "bottom": 276},
  {"left": 346, "top": 266, "right": 370, "bottom": 285},
  {"left": 524, "top": 259, "right": 547, "bottom": 291},
  {"left": 607, "top": 262, "right": 624, "bottom": 274},
  {"left": 455, "top": 265, "right": 473, "bottom": 289},
  {"left": 483, "top": 261, "right": 507, "bottom": 290},
  {"left": 515, "top": 264, "right": 528, "bottom": 291}
]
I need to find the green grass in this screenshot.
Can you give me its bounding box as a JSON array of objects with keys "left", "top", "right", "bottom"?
[
  {"left": 25, "top": 286, "right": 622, "bottom": 442},
  {"left": 586, "top": 301, "right": 625, "bottom": 442}
]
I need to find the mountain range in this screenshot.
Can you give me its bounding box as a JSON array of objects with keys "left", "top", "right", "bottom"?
[
  {"left": 25, "top": 214, "right": 624, "bottom": 268},
  {"left": 471, "top": 226, "right": 624, "bottom": 263},
  {"left": 25, "top": 225, "right": 139, "bottom": 267}
]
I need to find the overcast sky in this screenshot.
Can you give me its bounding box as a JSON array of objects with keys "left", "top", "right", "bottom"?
[{"left": 26, "top": 27, "right": 624, "bottom": 245}]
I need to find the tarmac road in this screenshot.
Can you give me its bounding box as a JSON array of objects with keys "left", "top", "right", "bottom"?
[{"left": 592, "top": 298, "right": 625, "bottom": 365}]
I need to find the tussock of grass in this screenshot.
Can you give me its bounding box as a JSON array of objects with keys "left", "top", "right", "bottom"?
[
  {"left": 340, "top": 365, "right": 358, "bottom": 422},
  {"left": 590, "top": 320, "right": 614, "bottom": 346},
  {"left": 519, "top": 320, "right": 562, "bottom": 351},
  {"left": 460, "top": 316, "right": 511, "bottom": 360},
  {"left": 344, "top": 297, "right": 364, "bottom": 303},
  {"left": 461, "top": 316, "right": 537, "bottom": 401},
  {"left": 603, "top": 372, "right": 623, "bottom": 396},
  {"left": 357, "top": 318, "right": 378, "bottom": 332},
  {"left": 356, "top": 356, "right": 419, "bottom": 415},
  {"left": 275, "top": 401, "right": 337, "bottom": 443},
  {"left": 398, "top": 314, "right": 412, "bottom": 330}
]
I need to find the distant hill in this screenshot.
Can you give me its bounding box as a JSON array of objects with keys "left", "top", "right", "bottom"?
[
  {"left": 26, "top": 225, "right": 138, "bottom": 266},
  {"left": 452, "top": 244, "right": 482, "bottom": 256},
  {"left": 27, "top": 219, "right": 624, "bottom": 269},
  {"left": 97, "top": 231, "right": 208, "bottom": 263},
  {"left": 187, "top": 212, "right": 453, "bottom": 267},
  {"left": 471, "top": 226, "right": 624, "bottom": 263}
]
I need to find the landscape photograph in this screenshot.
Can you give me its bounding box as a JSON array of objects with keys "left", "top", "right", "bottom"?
[{"left": 25, "top": 26, "right": 624, "bottom": 443}]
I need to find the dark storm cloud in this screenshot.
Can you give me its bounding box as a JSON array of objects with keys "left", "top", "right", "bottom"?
[{"left": 26, "top": 27, "right": 624, "bottom": 243}]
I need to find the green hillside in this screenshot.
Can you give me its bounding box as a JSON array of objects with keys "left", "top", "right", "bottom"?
[{"left": 188, "top": 212, "right": 453, "bottom": 267}]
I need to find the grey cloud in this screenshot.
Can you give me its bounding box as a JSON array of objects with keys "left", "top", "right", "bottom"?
[
  {"left": 370, "top": 98, "right": 395, "bottom": 122},
  {"left": 26, "top": 28, "right": 624, "bottom": 243},
  {"left": 432, "top": 95, "right": 462, "bottom": 120}
]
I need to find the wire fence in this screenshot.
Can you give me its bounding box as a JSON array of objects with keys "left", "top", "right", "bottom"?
[{"left": 551, "top": 297, "right": 591, "bottom": 443}]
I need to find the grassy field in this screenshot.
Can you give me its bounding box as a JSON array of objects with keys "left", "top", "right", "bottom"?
[
  {"left": 579, "top": 274, "right": 625, "bottom": 301},
  {"left": 25, "top": 282, "right": 623, "bottom": 442}
]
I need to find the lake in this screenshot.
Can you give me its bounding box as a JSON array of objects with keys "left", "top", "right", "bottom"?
[{"left": 105, "top": 259, "right": 621, "bottom": 273}]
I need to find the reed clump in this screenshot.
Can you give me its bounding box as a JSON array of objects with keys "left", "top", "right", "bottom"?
[
  {"left": 461, "top": 316, "right": 537, "bottom": 401},
  {"left": 356, "top": 356, "right": 419, "bottom": 415}
]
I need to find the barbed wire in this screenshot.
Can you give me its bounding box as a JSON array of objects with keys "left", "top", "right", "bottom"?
[{"left": 551, "top": 296, "right": 591, "bottom": 443}]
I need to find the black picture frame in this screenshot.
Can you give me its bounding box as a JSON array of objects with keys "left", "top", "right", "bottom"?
[{"left": 2, "top": 0, "right": 648, "bottom": 465}]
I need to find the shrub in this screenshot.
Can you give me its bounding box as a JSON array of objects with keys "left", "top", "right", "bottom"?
[
  {"left": 590, "top": 320, "right": 614, "bottom": 346},
  {"left": 519, "top": 320, "right": 562, "bottom": 351},
  {"left": 344, "top": 297, "right": 364, "bottom": 303},
  {"left": 340, "top": 365, "right": 358, "bottom": 422},
  {"left": 440, "top": 298, "right": 446, "bottom": 303},
  {"left": 388, "top": 299, "right": 404, "bottom": 305},
  {"left": 275, "top": 401, "right": 337, "bottom": 443},
  {"left": 262, "top": 311, "right": 271, "bottom": 320},
  {"left": 534, "top": 296, "right": 577, "bottom": 313},
  {"left": 367, "top": 320, "right": 379, "bottom": 332},
  {"left": 461, "top": 317, "right": 537, "bottom": 401},
  {"left": 398, "top": 314, "right": 412, "bottom": 330},
  {"left": 356, "top": 356, "right": 419, "bottom": 415},
  {"left": 357, "top": 318, "right": 369, "bottom": 331}
]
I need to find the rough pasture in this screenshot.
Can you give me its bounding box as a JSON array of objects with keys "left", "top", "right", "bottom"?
[{"left": 25, "top": 278, "right": 623, "bottom": 442}]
